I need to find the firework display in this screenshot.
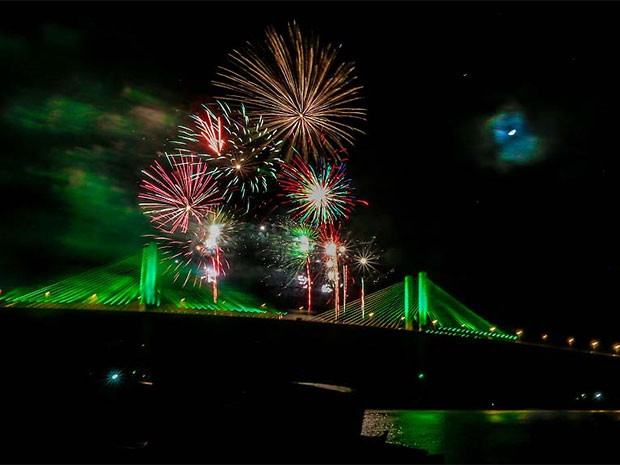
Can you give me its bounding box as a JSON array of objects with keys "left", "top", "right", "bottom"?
[
  {"left": 156, "top": 208, "right": 238, "bottom": 299},
  {"left": 138, "top": 154, "right": 222, "bottom": 234},
  {"left": 214, "top": 21, "right": 366, "bottom": 162},
  {"left": 214, "top": 102, "right": 283, "bottom": 211},
  {"left": 352, "top": 239, "right": 381, "bottom": 318},
  {"left": 279, "top": 155, "right": 364, "bottom": 226},
  {"left": 137, "top": 22, "right": 376, "bottom": 313},
  {"left": 175, "top": 104, "right": 226, "bottom": 157},
  {"left": 271, "top": 220, "right": 319, "bottom": 313}
]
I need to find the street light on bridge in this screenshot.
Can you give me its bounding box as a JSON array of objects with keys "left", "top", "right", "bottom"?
[
  {"left": 567, "top": 337, "right": 575, "bottom": 348},
  {"left": 612, "top": 343, "right": 620, "bottom": 356},
  {"left": 541, "top": 334, "right": 549, "bottom": 342},
  {"left": 590, "top": 339, "right": 600, "bottom": 352},
  {"left": 515, "top": 329, "right": 524, "bottom": 341}
]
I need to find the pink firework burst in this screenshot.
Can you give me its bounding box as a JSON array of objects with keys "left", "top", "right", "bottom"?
[{"left": 138, "top": 154, "right": 222, "bottom": 234}]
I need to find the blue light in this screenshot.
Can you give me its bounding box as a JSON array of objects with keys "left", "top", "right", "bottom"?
[
  {"left": 107, "top": 370, "right": 122, "bottom": 384},
  {"left": 486, "top": 111, "right": 541, "bottom": 165}
]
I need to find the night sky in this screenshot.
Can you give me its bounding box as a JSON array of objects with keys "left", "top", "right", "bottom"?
[{"left": 1, "top": 2, "right": 617, "bottom": 342}]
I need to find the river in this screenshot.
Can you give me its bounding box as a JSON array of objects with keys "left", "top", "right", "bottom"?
[{"left": 361, "top": 409, "right": 620, "bottom": 463}]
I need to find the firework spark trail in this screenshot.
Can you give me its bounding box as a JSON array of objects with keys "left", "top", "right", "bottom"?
[
  {"left": 154, "top": 208, "right": 237, "bottom": 295},
  {"left": 318, "top": 224, "right": 349, "bottom": 319},
  {"left": 175, "top": 105, "right": 226, "bottom": 157},
  {"left": 276, "top": 220, "right": 319, "bottom": 313},
  {"left": 214, "top": 21, "right": 366, "bottom": 162},
  {"left": 139, "top": 154, "right": 222, "bottom": 234},
  {"left": 352, "top": 238, "right": 381, "bottom": 319},
  {"left": 279, "top": 155, "right": 365, "bottom": 226}
]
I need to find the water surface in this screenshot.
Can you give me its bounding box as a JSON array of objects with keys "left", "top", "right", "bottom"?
[{"left": 362, "top": 410, "right": 620, "bottom": 463}]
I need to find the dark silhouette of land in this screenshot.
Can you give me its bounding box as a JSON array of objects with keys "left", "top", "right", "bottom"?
[{"left": 1, "top": 308, "right": 618, "bottom": 463}]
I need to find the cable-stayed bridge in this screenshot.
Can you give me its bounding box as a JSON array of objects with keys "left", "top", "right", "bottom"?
[
  {"left": 2, "top": 243, "right": 619, "bottom": 357},
  {"left": 310, "top": 272, "right": 517, "bottom": 343},
  {"left": 2, "top": 243, "right": 620, "bottom": 412},
  {"left": 0, "top": 244, "right": 513, "bottom": 339}
]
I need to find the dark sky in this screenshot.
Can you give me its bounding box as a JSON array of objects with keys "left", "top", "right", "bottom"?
[{"left": 0, "top": 2, "right": 618, "bottom": 342}]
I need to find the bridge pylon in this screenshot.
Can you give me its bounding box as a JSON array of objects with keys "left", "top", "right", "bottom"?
[
  {"left": 139, "top": 242, "right": 160, "bottom": 310},
  {"left": 404, "top": 275, "right": 414, "bottom": 331},
  {"left": 418, "top": 271, "right": 428, "bottom": 331}
]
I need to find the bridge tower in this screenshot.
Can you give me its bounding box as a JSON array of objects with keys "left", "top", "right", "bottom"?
[
  {"left": 139, "top": 242, "right": 160, "bottom": 310},
  {"left": 404, "top": 275, "right": 414, "bottom": 331},
  {"left": 418, "top": 271, "right": 428, "bottom": 331}
]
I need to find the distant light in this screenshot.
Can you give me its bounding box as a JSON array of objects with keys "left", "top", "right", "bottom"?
[
  {"left": 489, "top": 326, "right": 496, "bottom": 333},
  {"left": 541, "top": 334, "right": 549, "bottom": 341},
  {"left": 418, "top": 373, "right": 425, "bottom": 380},
  {"left": 107, "top": 370, "right": 122, "bottom": 384},
  {"left": 259, "top": 225, "right": 266, "bottom": 231},
  {"left": 508, "top": 129, "right": 517, "bottom": 136},
  {"left": 594, "top": 391, "right": 603, "bottom": 400}
]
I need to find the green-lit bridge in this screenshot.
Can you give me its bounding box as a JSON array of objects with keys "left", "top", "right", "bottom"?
[
  {"left": 2, "top": 243, "right": 620, "bottom": 413},
  {"left": 1, "top": 243, "right": 618, "bottom": 356},
  {"left": 0, "top": 243, "right": 513, "bottom": 339}
]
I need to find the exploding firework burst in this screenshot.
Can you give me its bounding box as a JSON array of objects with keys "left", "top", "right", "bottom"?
[
  {"left": 174, "top": 104, "right": 226, "bottom": 157},
  {"left": 215, "top": 101, "right": 283, "bottom": 210},
  {"left": 273, "top": 220, "right": 318, "bottom": 276},
  {"left": 214, "top": 21, "right": 366, "bottom": 162},
  {"left": 156, "top": 208, "right": 238, "bottom": 289},
  {"left": 138, "top": 154, "right": 222, "bottom": 234},
  {"left": 279, "top": 155, "right": 365, "bottom": 226},
  {"left": 352, "top": 239, "right": 380, "bottom": 276}
]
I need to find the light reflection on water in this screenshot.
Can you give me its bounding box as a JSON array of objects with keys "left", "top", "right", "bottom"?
[{"left": 362, "top": 410, "right": 620, "bottom": 463}]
